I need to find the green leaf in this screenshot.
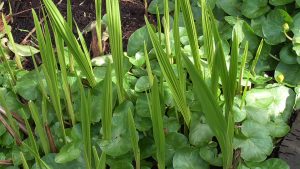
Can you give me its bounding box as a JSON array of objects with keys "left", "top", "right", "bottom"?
[
  {"left": 269, "top": 0, "right": 294, "bottom": 6},
  {"left": 100, "top": 101, "right": 133, "bottom": 157},
  {"left": 233, "top": 106, "right": 247, "bottom": 123},
  {"left": 189, "top": 121, "right": 214, "bottom": 146},
  {"left": 55, "top": 142, "right": 81, "bottom": 163},
  {"left": 232, "top": 18, "right": 259, "bottom": 52},
  {"left": 32, "top": 153, "right": 85, "bottom": 169},
  {"left": 129, "top": 51, "right": 146, "bottom": 67},
  {"left": 234, "top": 120, "right": 273, "bottom": 162},
  {"left": 295, "top": 86, "right": 300, "bottom": 110},
  {"left": 280, "top": 44, "right": 298, "bottom": 65},
  {"left": 275, "top": 62, "right": 300, "bottom": 86},
  {"left": 291, "top": 13, "right": 300, "bottom": 55},
  {"left": 241, "top": 0, "right": 269, "bottom": 19},
  {"left": 136, "top": 94, "right": 151, "bottom": 117},
  {"left": 148, "top": 0, "right": 175, "bottom": 14},
  {"left": 262, "top": 9, "right": 293, "bottom": 45},
  {"left": 15, "top": 72, "right": 39, "bottom": 100},
  {"left": 199, "top": 142, "right": 222, "bottom": 167},
  {"left": 91, "top": 54, "right": 113, "bottom": 67},
  {"left": 163, "top": 116, "right": 180, "bottom": 133},
  {"left": 250, "top": 158, "right": 290, "bottom": 169},
  {"left": 135, "top": 76, "right": 151, "bottom": 92},
  {"left": 165, "top": 132, "right": 188, "bottom": 165},
  {"left": 251, "top": 16, "right": 266, "bottom": 37},
  {"left": 7, "top": 42, "right": 39, "bottom": 57},
  {"left": 267, "top": 121, "right": 290, "bottom": 137},
  {"left": 216, "top": 0, "right": 242, "bottom": 16},
  {"left": 173, "top": 147, "right": 209, "bottom": 169},
  {"left": 245, "top": 85, "right": 295, "bottom": 122},
  {"left": 127, "top": 25, "right": 152, "bottom": 57}
]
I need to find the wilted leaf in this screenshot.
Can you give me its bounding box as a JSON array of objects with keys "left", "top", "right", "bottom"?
[{"left": 7, "top": 42, "right": 39, "bottom": 57}]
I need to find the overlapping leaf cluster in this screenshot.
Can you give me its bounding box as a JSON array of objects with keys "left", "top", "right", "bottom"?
[{"left": 0, "top": 0, "right": 298, "bottom": 169}]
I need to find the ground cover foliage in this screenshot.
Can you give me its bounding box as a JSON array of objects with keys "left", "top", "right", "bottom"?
[{"left": 0, "top": 0, "right": 299, "bottom": 169}]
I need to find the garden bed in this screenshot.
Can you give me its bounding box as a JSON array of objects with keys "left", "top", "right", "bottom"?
[{"left": 0, "top": 0, "right": 299, "bottom": 169}]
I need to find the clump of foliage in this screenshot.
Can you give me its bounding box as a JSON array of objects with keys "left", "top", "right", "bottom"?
[{"left": 0, "top": 0, "right": 298, "bottom": 169}]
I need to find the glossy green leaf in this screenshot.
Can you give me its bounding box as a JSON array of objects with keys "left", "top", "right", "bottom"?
[
  {"left": 148, "top": 0, "right": 175, "bottom": 14},
  {"left": 165, "top": 132, "right": 188, "bottom": 165},
  {"left": 262, "top": 9, "right": 293, "bottom": 45},
  {"left": 127, "top": 25, "right": 152, "bottom": 57},
  {"left": 280, "top": 44, "right": 298, "bottom": 65},
  {"left": 245, "top": 85, "right": 295, "bottom": 122},
  {"left": 173, "top": 147, "right": 209, "bottom": 169},
  {"left": 250, "top": 158, "right": 290, "bottom": 169},
  {"left": 269, "top": 0, "right": 294, "bottom": 6},
  {"left": 199, "top": 142, "right": 222, "bottom": 167},
  {"left": 292, "top": 13, "right": 300, "bottom": 56},
  {"left": 241, "top": 0, "right": 269, "bottom": 19},
  {"left": 129, "top": 52, "right": 146, "bottom": 67},
  {"left": 275, "top": 62, "right": 300, "bottom": 86},
  {"left": 232, "top": 18, "right": 259, "bottom": 52},
  {"left": 136, "top": 94, "right": 151, "bottom": 117},
  {"left": 234, "top": 120, "right": 273, "bottom": 162},
  {"left": 267, "top": 121, "right": 290, "bottom": 138},
  {"left": 216, "top": 0, "right": 242, "bottom": 16},
  {"left": 32, "top": 153, "right": 85, "bottom": 169},
  {"left": 189, "top": 121, "right": 214, "bottom": 146},
  {"left": 55, "top": 142, "right": 81, "bottom": 163},
  {"left": 15, "top": 71, "right": 39, "bottom": 100},
  {"left": 135, "top": 76, "right": 151, "bottom": 92}
]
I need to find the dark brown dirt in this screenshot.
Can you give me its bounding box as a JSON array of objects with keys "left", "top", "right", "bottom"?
[
  {"left": 3, "top": 0, "right": 151, "bottom": 49},
  {"left": 2, "top": 0, "right": 153, "bottom": 70}
]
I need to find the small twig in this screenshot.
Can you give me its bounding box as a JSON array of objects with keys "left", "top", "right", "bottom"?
[
  {"left": 0, "top": 159, "right": 13, "bottom": 165},
  {"left": 0, "top": 113, "right": 22, "bottom": 145},
  {"left": 9, "top": 5, "right": 43, "bottom": 17},
  {"left": 21, "top": 17, "right": 45, "bottom": 44},
  {"left": 144, "top": 0, "right": 148, "bottom": 16},
  {"left": 269, "top": 53, "right": 281, "bottom": 62},
  {"left": 0, "top": 106, "right": 28, "bottom": 136},
  {"left": 45, "top": 124, "right": 57, "bottom": 153}
]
